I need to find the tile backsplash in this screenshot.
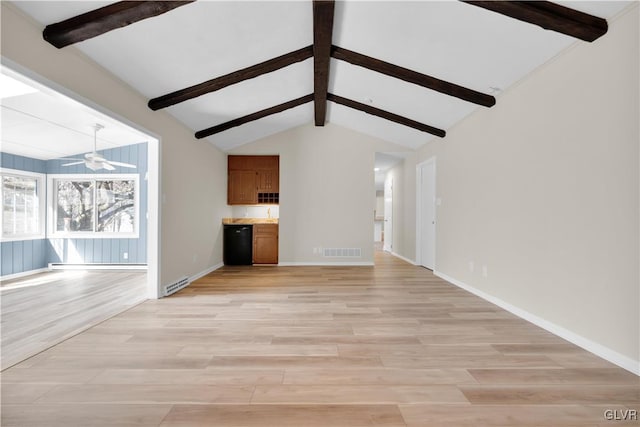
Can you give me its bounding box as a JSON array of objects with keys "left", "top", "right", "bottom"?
[{"left": 231, "top": 205, "right": 279, "bottom": 219}]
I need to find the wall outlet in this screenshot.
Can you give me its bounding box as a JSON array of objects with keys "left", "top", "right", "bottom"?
[
  {"left": 123, "top": 252, "right": 128, "bottom": 260},
  {"left": 482, "top": 265, "right": 488, "bottom": 278},
  {"left": 468, "top": 261, "right": 474, "bottom": 273},
  {"left": 192, "top": 253, "right": 198, "bottom": 263},
  {"left": 313, "top": 247, "right": 318, "bottom": 254}
]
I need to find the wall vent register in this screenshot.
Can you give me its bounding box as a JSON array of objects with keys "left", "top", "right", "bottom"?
[
  {"left": 165, "top": 276, "right": 190, "bottom": 296},
  {"left": 323, "top": 248, "right": 362, "bottom": 258}
]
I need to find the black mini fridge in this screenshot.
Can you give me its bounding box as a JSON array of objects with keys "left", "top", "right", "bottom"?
[{"left": 223, "top": 225, "right": 253, "bottom": 265}]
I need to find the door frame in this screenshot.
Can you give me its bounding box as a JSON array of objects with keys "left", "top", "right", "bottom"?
[
  {"left": 416, "top": 157, "right": 436, "bottom": 270},
  {"left": 383, "top": 175, "right": 393, "bottom": 252},
  {"left": 3, "top": 58, "right": 162, "bottom": 299}
]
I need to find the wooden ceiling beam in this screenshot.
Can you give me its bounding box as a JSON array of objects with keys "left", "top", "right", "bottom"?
[
  {"left": 327, "top": 93, "right": 446, "bottom": 138},
  {"left": 331, "top": 46, "right": 495, "bottom": 107},
  {"left": 43, "top": 1, "right": 194, "bottom": 48},
  {"left": 195, "top": 94, "right": 314, "bottom": 139},
  {"left": 462, "top": 1, "right": 608, "bottom": 42},
  {"left": 312, "top": 0, "right": 335, "bottom": 126},
  {"left": 149, "top": 46, "right": 314, "bottom": 110}
]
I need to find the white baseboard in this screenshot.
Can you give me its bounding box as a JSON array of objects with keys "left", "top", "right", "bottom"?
[
  {"left": 1, "top": 268, "right": 49, "bottom": 282},
  {"left": 48, "top": 263, "right": 147, "bottom": 270},
  {"left": 278, "top": 262, "right": 374, "bottom": 266},
  {"left": 190, "top": 262, "right": 224, "bottom": 282},
  {"left": 434, "top": 270, "right": 640, "bottom": 376},
  {"left": 389, "top": 251, "right": 416, "bottom": 265}
]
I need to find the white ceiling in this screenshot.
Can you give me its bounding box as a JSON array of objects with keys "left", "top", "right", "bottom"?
[
  {"left": 1, "top": 69, "right": 151, "bottom": 160},
  {"left": 6, "top": 0, "right": 633, "bottom": 157}
]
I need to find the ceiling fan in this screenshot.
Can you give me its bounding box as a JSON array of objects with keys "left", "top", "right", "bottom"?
[{"left": 61, "top": 123, "right": 136, "bottom": 171}]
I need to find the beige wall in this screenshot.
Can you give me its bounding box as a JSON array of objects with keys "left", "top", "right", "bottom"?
[
  {"left": 3, "top": 0, "right": 637, "bottom": 369},
  {"left": 229, "top": 123, "right": 409, "bottom": 264},
  {"left": 393, "top": 5, "right": 639, "bottom": 368},
  {"left": 1, "top": 3, "right": 230, "bottom": 294}
]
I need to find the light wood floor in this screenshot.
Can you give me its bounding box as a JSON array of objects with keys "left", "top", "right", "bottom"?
[
  {"left": 1, "top": 252, "right": 638, "bottom": 426},
  {"left": 1, "top": 270, "right": 147, "bottom": 370}
]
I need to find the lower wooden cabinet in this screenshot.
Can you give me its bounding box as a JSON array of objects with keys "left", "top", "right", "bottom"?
[{"left": 252, "top": 224, "right": 278, "bottom": 264}]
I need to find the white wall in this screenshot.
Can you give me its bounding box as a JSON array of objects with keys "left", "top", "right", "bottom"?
[
  {"left": 229, "top": 123, "right": 409, "bottom": 264},
  {"left": 385, "top": 153, "right": 420, "bottom": 261},
  {"left": 394, "top": 5, "right": 639, "bottom": 371},
  {"left": 1, "top": 3, "right": 231, "bottom": 294}
]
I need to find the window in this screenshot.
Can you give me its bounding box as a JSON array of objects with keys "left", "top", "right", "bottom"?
[
  {"left": 1, "top": 168, "right": 45, "bottom": 241},
  {"left": 49, "top": 174, "right": 138, "bottom": 238}
]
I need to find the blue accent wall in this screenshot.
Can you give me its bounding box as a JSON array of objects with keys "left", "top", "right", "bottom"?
[
  {"left": 1, "top": 144, "right": 148, "bottom": 277},
  {"left": 46, "top": 142, "right": 148, "bottom": 265},
  {"left": 1, "top": 239, "right": 47, "bottom": 277},
  {"left": 1, "top": 152, "right": 46, "bottom": 173},
  {"left": 1, "top": 153, "right": 47, "bottom": 276}
]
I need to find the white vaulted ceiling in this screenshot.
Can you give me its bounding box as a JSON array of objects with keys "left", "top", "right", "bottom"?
[
  {"left": 7, "top": 0, "right": 634, "bottom": 154},
  {"left": 1, "top": 70, "right": 150, "bottom": 160}
]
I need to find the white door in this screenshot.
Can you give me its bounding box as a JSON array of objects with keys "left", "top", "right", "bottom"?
[
  {"left": 383, "top": 176, "right": 393, "bottom": 252},
  {"left": 417, "top": 158, "right": 436, "bottom": 269}
]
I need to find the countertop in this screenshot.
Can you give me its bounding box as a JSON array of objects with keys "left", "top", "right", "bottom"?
[{"left": 222, "top": 218, "right": 279, "bottom": 225}]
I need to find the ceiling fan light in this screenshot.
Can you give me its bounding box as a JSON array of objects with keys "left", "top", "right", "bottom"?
[{"left": 86, "top": 160, "right": 103, "bottom": 171}]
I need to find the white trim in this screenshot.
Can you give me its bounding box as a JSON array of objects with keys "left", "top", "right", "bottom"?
[
  {"left": 383, "top": 175, "right": 393, "bottom": 252},
  {"left": 0, "top": 167, "right": 45, "bottom": 178},
  {"left": 147, "top": 140, "right": 161, "bottom": 299},
  {"left": 434, "top": 270, "right": 640, "bottom": 376},
  {"left": 0, "top": 168, "right": 46, "bottom": 241},
  {"left": 389, "top": 251, "right": 416, "bottom": 265},
  {"left": 48, "top": 263, "right": 147, "bottom": 271},
  {"left": 278, "top": 262, "right": 375, "bottom": 266},
  {"left": 1, "top": 235, "right": 45, "bottom": 243},
  {"left": 0, "top": 267, "right": 48, "bottom": 281},
  {"left": 415, "top": 157, "right": 436, "bottom": 270},
  {"left": 190, "top": 262, "right": 224, "bottom": 282},
  {"left": 47, "top": 173, "right": 140, "bottom": 239}
]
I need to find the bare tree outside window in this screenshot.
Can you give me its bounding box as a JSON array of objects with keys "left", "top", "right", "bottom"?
[
  {"left": 97, "top": 180, "right": 134, "bottom": 232},
  {"left": 56, "top": 181, "right": 94, "bottom": 232},
  {"left": 2, "top": 175, "right": 40, "bottom": 237},
  {"left": 55, "top": 178, "right": 136, "bottom": 234}
]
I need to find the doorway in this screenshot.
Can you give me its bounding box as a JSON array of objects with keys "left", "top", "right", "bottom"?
[
  {"left": 416, "top": 157, "right": 436, "bottom": 270},
  {"left": 383, "top": 175, "right": 393, "bottom": 253},
  {"left": 1, "top": 61, "right": 160, "bottom": 296}
]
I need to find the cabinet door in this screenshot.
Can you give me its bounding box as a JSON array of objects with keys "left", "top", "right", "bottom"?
[
  {"left": 253, "top": 224, "right": 278, "bottom": 264},
  {"left": 257, "top": 169, "right": 279, "bottom": 193},
  {"left": 228, "top": 170, "right": 257, "bottom": 205}
]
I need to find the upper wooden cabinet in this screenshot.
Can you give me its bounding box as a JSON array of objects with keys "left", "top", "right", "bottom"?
[
  {"left": 228, "top": 170, "right": 257, "bottom": 205},
  {"left": 257, "top": 169, "right": 278, "bottom": 193},
  {"left": 228, "top": 155, "right": 279, "bottom": 205}
]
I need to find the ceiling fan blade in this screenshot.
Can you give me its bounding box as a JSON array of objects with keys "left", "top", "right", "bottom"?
[
  {"left": 102, "top": 162, "right": 116, "bottom": 171},
  {"left": 107, "top": 161, "right": 137, "bottom": 169},
  {"left": 62, "top": 161, "right": 86, "bottom": 167}
]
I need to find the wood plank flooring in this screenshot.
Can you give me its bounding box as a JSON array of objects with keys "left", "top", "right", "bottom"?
[
  {"left": 1, "top": 270, "right": 147, "bottom": 370},
  {"left": 1, "top": 252, "right": 638, "bottom": 426}
]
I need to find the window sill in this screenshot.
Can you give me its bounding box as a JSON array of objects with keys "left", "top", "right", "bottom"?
[
  {"left": 1, "top": 235, "right": 46, "bottom": 243},
  {"left": 47, "top": 233, "right": 139, "bottom": 239}
]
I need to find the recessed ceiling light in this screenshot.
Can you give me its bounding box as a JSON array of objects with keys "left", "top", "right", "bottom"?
[
  {"left": 374, "top": 167, "right": 380, "bottom": 172},
  {"left": 0, "top": 73, "right": 37, "bottom": 99}
]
